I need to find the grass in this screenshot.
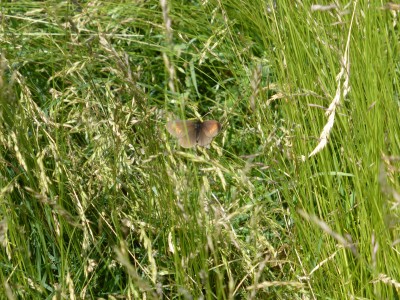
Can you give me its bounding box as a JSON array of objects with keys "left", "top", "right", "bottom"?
[{"left": 1, "top": 0, "right": 400, "bottom": 299}]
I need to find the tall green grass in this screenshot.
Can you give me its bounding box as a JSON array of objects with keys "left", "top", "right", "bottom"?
[{"left": 0, "top": 0, "right": 399, "bottom": 299}]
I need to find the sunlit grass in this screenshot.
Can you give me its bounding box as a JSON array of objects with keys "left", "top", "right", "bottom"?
[{"left": 0, "top": 0, "right": 399, "bottom": 299}]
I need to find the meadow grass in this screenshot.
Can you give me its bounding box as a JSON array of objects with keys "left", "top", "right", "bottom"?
[{"left": 0, "top": 0, "right": 399, "bottom": 299}]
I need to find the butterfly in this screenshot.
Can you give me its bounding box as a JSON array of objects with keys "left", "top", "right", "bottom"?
[{"left": 166, "top": 120, "right": 221, "bottom": 148}]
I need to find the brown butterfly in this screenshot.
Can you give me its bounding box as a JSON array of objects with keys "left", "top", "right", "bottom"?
[{"left": 166, "top": 120, "right": 221, "bottom": 148}]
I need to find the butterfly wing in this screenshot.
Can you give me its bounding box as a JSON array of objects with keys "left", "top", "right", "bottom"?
[
  {"left": 197, "top": 120, "right": 221, "bottom": 147},
  {"left": 166, "top": 120, "right": 197, "bottom": 148}
]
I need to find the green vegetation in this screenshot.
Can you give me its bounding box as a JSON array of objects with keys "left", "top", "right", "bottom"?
[{"left": 1, "top": 0, "right": 399, "bottom": 298}]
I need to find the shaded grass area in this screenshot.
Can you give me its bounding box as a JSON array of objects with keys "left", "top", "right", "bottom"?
[{"left": 0, "top": 0, "right": 399, "bottom": 299}]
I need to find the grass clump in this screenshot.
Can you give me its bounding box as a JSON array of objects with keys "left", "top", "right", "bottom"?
[{"left": 0, "top": 0, "right": 399, "bottom": 299}]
